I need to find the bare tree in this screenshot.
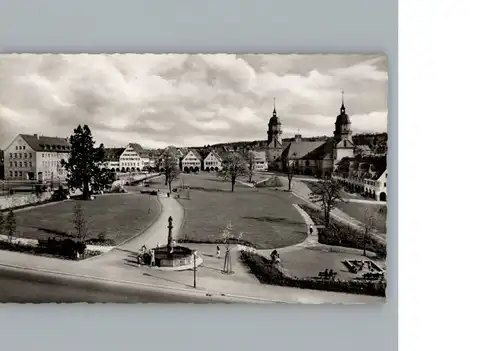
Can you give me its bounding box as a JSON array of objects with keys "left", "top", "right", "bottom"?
[
  {"left": 245, "top": 151, "right": 256, "bottom": 183},
  {"left": 162, "top": 149, "right": 181, "bottom": 193},
  {"left": 221, "top": 221, "right": 244, "bottom": 274},
  {"left": 220, "top": 153, "right": 248, "bottom": 192},
  {"left": 284, "top": 152, "right": 298, "bottom": 191},
  {"left": 72, "top": 203, "right": 88, "bottom": 243},
  {"left": 362, "top": 207, "right": 379, "bottom": 256},
  {"left": 308, "top": 177, "right": 344, "bottom": 228},
  {"left": 5, "top": 208, "right": 17, "bottom": 244}
]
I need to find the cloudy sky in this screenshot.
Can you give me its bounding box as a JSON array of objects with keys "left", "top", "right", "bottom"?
[{"left": 0, "top": 54, "right": 388, "bottom": 149}]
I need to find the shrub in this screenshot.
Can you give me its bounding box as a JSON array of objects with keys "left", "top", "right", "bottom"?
[
  {"left": 38, "top": 237, "right": 86, "bottom": 259},
  {"left": 110, "top": 182, "right": 126, "bottom": 193},
  {"left": 239, "top": 250, "right": 386, "bottom": 297},
  {"left": 298, "top": 204, "right": 387, "bottom": 258}
]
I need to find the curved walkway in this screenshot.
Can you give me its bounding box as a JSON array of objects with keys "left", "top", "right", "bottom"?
[{"left": 82, "top": 195, "right": 185, "bottom": 266}]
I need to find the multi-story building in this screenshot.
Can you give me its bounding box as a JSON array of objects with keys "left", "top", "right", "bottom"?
[
  {"left": 3, "top": 134, "right": 70, "bottom": 182},
  {"left": 333, "top": 156, "right": 387, "bottom": 201},
  {"left": 249, "top": 150, "right": 268, "bottom": 171},
  {"left": 119, "top": 143, "right": 149, "bottom": 172},
  {"left": 102, "top": 148, "right": 124, "bottom": 171},
  {"left": 203, "top": 151, "right": 223, "bottom": 171},
  {"left": 181, "top": 150, "right": 202, "bottom": 172}
]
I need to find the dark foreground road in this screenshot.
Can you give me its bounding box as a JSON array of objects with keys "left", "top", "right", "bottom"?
[{"left": 0, "top": 266, "right": 249, "bottom": 303}]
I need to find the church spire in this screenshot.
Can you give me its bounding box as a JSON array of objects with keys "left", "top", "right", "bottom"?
[
  {"left": 273, "top": 97, "right": 277, "bottom": 116},
  {"left": 340, "top": 89, "right": 346, "bottom": 113}
]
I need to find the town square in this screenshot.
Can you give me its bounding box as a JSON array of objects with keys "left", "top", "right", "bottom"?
[{"left": 0, "top": 54, "right": 388, "bottom": 303}]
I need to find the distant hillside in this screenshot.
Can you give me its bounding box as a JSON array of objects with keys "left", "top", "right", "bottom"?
[{"left": 192, "top": 133, "right": 387, "bottom": 153}]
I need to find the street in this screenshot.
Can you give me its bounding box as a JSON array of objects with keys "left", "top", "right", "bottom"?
[{"left": 0, "top": 266, "right": 244, "bottom": 303}]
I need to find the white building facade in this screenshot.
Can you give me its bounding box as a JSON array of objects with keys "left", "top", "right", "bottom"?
[
  {"left": 3, "top": 134, "right": 70, "bottom": 182},
  {"left": 203, "top": 152, "right": 222, "bottom": 171},
  {"left": 181, "top": 150, "right": 202, "bottom": 172}
]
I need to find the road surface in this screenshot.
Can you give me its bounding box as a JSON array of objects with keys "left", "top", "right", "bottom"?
[{"left": 0, "top": 266, "right": 247, "bottom": 303}]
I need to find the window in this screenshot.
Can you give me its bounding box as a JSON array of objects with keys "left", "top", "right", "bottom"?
[
  {"left": 9, "top": 171, "right": 12, "bottom": 178},
  {"left": 24, "top": 153, "right": 27, "bottom": 158},
  {"left": 9, "top": 162, "right": 12, "bottom": 167},
  {"left": 30, "top": 153, "right": 32, "bottom": 158},
  {"left": 384, "top": 182, "right": 387, "bottom": 187},
  {"left": 42, "top": 153, "right": 44, "bottom": 158},
  {"left": 29, "top": 162, "right": 32, "bottom": 167},
  {"left": 14, "top": 171, "right": 18, "bottom": 177},
  {"left": 14, "top": 162, "right": 17, "bottom": 167},
  {"left": 9, "top": 153, "right": 12, "bottom": 158},
  {"left": 15, "top": 146, "right": 18, "bottom": 150},
  {"left": 19, "top": 171, "right": 23, "bottom": 178},
  {"left": 23, "top": 146, "right": 26, "bottom": 150},
  {"left": 24, "top": 162, "right": 27, "bottom": 167}
]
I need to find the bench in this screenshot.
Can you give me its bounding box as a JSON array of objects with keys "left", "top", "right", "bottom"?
[{"left": 318, "top": 269, "right": 338, "bottom": 279}]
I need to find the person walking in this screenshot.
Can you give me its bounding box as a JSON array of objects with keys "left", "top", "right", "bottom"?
[
  {"left": 216, "top": 245, "right": 221, "bottom": 259},
  {"left": 150, "top": 248, "right": 155, "bottom": 267}
]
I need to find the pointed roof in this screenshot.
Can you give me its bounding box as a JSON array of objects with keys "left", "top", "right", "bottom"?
[
  {"left": 335, "top": 90, "right": 351, "bottom": 125},
  {"left": 279, "top": 140, "right": 325, "bottom": 162}
]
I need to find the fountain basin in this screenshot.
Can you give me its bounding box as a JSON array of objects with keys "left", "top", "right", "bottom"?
[{"left": 152, "top": 245, "right": 199, "bottom": 268}]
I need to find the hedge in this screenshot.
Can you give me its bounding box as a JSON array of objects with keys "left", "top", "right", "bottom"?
[
  {"left": 0, "top": 239, "right": 100, "bottom": 260},
  {"left": 298, "top": 204, "right": 387, "bottom": 258},
  {"left": 239, "top": 250, "right": 386, "bottom": 297}
]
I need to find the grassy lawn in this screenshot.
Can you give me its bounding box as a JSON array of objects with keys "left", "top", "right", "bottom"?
[
  {"left": 14, "top": 193, "right": 161, "bottom": 245},
  {"left": 336, "top": 201, "right": 387, "bottom": 233},
  {"left": 177, "top": 173, "right": 308, "bottom": 249},
  {"left": 279, "top": 247, "right": 384, "bottom": 281}
]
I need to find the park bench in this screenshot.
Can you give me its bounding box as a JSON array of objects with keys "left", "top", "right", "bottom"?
[{"left": 318, "top": 269, "right": 338, "bottom": 279}]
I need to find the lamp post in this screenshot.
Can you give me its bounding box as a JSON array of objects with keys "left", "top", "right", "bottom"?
[
  {"left": 193, "top": 250, "right": 197, "bottom": 288},
  {"left": 167, "top": 216, "right": 173, "bottom": 254}
]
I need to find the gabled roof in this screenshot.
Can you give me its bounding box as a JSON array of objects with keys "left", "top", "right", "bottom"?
[
  {"left": 19, "top": 134, "right": 71, "bottom": 153},
  {"left": 279, "top": 141, "right": 325, "bottom": 162},
  {"left": 301, "top": 139, "right": 335, "bottom": 160},
  {"left": 104, "top": 148, "right": 125, "bottom": 161},
  {"left": 336, "top": 138, "right": 355, "bottom": 149},
  {"left": 184, "top": 149, "right": 202, "bottom": 161},
  {"left": 206, "top": 151, "right": 223, "bottom": 163},
  {"left": 356, "top": 145, "right": 371, "bottom": 151}
]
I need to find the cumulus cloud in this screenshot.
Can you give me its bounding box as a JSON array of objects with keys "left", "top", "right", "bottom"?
[{"left": 0, "top": 54, "right": 388, "bottom": 149}]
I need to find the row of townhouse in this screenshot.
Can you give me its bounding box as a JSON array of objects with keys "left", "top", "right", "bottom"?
[{"left": 179, "top": 149, "right": 268, "bottom": 173}]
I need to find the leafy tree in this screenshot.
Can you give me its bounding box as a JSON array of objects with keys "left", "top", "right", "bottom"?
[
  {"left": 94, "top": 168, "right": 116, "bottom": 193},
  {"left": 308, "top": 177, "right": 344, "bottom": 228},
  {"left": 162, "top": 149, "right": 181, "bottom": 193},
  {"left": 61, "top": 125, "right": 106, "bottom": 200},
  {"left": 220, "top": 153, "right": 248, "bottom": 192},
  {"left": 284, "top": 152, "right": 298, "bottom": 191},
  {"left": 5, "top": 208, "right": 16, "bottom": 243}
]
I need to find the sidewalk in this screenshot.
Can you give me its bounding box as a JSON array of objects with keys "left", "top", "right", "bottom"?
[{"left": 280, "top": 177, "right": 387, "bottom": 243}]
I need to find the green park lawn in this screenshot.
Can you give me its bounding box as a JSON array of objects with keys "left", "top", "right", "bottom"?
[
  {"left": 14, "top": 193, "right": 162, "bottom": 245},
  {"left": 177, "top": 173, "right": 308, "bottom": 249},
  {"left": 336, "top": 201, "right": 387, "bottom": 233}
]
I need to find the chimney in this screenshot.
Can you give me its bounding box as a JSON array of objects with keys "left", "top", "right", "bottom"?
[
  {"left": 34, "top": 133, "right": 39, "bottom": 139},
  {"left": 294, "top": 134, "right": 302, "bottom": 142}
]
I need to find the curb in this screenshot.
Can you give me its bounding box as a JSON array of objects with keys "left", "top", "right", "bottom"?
[{"left": 0, "top": 262, "right": 289, "bottom": 304}]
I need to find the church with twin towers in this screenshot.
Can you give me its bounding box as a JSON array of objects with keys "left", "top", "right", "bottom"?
[{"left": 265, "top": 91, "right": 355, "bottom": 177}]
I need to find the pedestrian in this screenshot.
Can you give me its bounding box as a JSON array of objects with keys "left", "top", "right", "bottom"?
[
  {"left": 167, "top": 192, "right": 170, "bottom": 198},
  {"left": 150, "top": 249, "right": 155, "bottom": 267},
  {"left": 216, "top": 245, "right": 221, "bottom": 259},
  {"left": 309, "top": 224, "right": 314, "bottom": 235},
  {"left": 156, "top": 242, "right": 160, "bottom": 248}
]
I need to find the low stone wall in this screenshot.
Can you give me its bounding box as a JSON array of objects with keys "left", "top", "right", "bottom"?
[{"left": 0, "top": 192, "right": 52, "bottom": 210}]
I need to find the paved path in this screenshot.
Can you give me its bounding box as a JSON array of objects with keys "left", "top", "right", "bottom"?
[
  {"left": 279, "top": 176, "right": 387, "bottom": 243},
  {"left": 82, "top": 195, "right": 184, "bottom": 266}
]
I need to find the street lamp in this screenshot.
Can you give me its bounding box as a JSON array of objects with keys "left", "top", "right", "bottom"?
[{"left": 193, "top": 250, "right": 197, "bottom": 288}]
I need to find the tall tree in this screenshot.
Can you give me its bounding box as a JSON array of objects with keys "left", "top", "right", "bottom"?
[
  {"left": 245, "top": 151, "right": 256, "bottom": 183},
  {"left": 284, "top": 152, "right": 298, "bottom": 191},
  {"left": 61, "top": 125, "right": 105, "bottom": 200},
  {"left": 362, "top": 207, "right": 380, "bottom": 256},
  {"left": 5, "top": 208, "right": 16, "bottom": 243},
  {"left": 308, "top": 177, "right": 344, "bottom": 228},
  {"left": 162, "top": 149, "right": 181, "bottom": 192},
  {"left": 220, "top": 153, "right": 248, "bottom": 192}
]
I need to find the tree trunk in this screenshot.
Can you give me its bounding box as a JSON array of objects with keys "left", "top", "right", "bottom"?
[
  {"left": 231, "top": 180, "right": 235, "bottom": 192},
  {"left": 288, "top": 178, "right": 292, "bottom": 191},
  {"left": 168, "top": 181, "right": 172, "bottom": 193},
  {"left": 83, "top": 182, "right": 90, "bottom": 200},
  {"left": 164, "top": 175, "right": 168, "bottom": 186}
]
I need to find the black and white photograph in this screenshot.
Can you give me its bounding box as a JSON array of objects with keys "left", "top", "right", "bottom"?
[{"left": 0, "top": 54, "right": 388, "bottom": 304}]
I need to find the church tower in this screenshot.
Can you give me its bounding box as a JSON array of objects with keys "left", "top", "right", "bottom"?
[
  {"left": 334, "top": 90, "right": 353, "bottom": 143},
  {"left": 267, "top": 98, "right": 283, "bottom": 147}
]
